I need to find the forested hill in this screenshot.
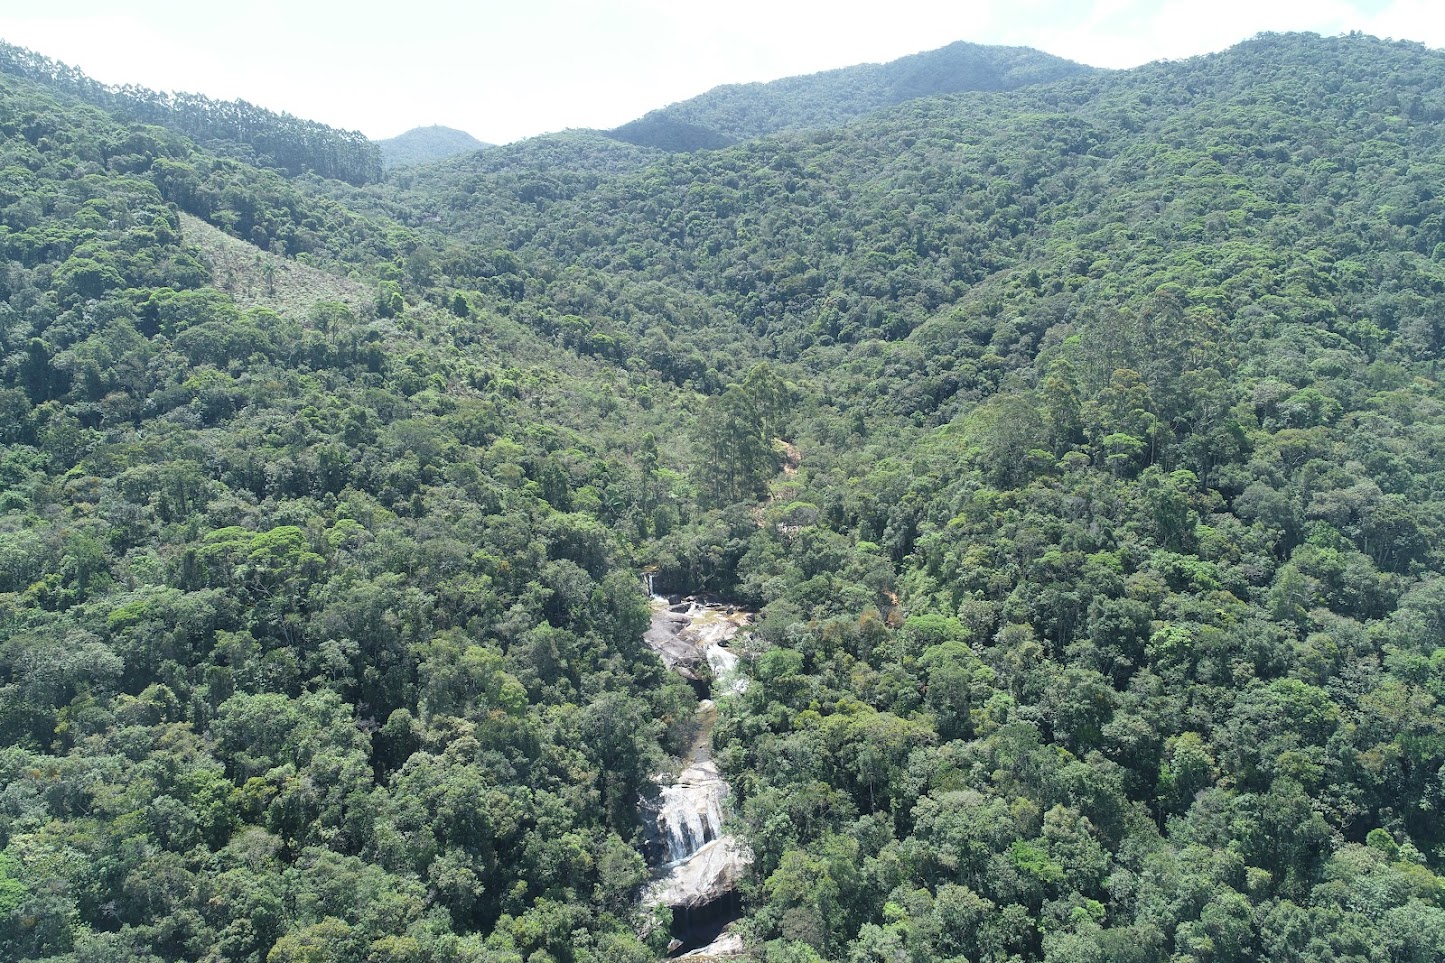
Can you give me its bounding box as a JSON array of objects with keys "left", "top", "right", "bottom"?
[
  {"left": 0, "top": 40, "right": 382, "bottom": 184},
  {"left": 6, "top": 28, "right": 1445, "bottom": 963},
  {"left": 0, "top": 53, "right": 704, "bottom": 963},
  {"left": 606, "top": 40, "right": 1094, "bottom": 151},
  {"left": 377, "top": 126, "right": 491, "bottom": 169},
  {"left": 369, "top": 130, "right": 667, "bottom": 237}
]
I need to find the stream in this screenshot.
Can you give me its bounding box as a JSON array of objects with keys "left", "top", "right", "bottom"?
[{"left": 639, "top": 595, "right": 753, "bottom": 958}]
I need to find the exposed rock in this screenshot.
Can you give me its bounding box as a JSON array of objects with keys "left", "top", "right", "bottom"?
[
  {"left": 646, "top": 837, "right": 753, "bottom": 910},
  {"left": 647, "top": 759, "right": 729, "bottom": 865},
  {"left": 679, "top": 931, "right": 748, "bottom": 959},
  {"left": 639, "top": 594, "right": 755, "bottom": 953},
  {"left": 643, "top": 599, "right": 752, "bottom": 692},
  {"left": 644, "top": 607, "right": 707, "bottom": 679}
]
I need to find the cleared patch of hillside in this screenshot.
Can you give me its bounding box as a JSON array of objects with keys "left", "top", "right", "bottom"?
[{"left": 180, "top": 212, "right": 371, "bottom": 315}]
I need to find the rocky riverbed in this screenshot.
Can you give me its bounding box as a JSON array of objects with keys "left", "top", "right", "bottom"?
[{"left": 639, "top": 596, "right": 753, "bottom": 957}]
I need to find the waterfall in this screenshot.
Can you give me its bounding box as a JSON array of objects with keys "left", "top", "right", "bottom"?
[
  {"left": 706, "top": 644, "right": 748, "bottom": 696},
  {"left": 657, "top": 776, "right": 728, "bottom": 864},
  {"left": 639, "top": 593, "right": 755, "bottom": 956}
]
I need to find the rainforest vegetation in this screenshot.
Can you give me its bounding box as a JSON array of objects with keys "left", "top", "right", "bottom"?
[
  {"left": 606, "top": 41, "right": 1092, "bottom": 152},
  {"left": 3, "top": 29, "right": 1445, "bottom": 963}
]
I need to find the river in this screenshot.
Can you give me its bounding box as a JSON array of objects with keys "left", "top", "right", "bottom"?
[{"left": 640, "top": 595, "right": 753, "bottom": 958}]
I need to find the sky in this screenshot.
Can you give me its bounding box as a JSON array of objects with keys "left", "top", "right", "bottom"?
[{"left": 1, "top": 0, "right": 1443, "bottom": 145}]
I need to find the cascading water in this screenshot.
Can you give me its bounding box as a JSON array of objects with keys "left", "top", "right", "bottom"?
[
  {"left": 656, "top": 766, "right": 728, "bottom": 865},
  {"left": 639, "top": 594, "right": 754, "bottom": 957},
  {"left": 705, "top": 645, "right": 746, "bottom": 696}
]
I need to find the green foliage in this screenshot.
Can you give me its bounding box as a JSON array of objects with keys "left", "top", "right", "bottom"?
[
  {"left": 692, "top": 377, "right": 781, "bottom": 506},
  {"left": 6, "top": 27, "right": 1445, "bottom": 963},
  {"left": 609, "top": 40, "right": 1093, "bottom": 150},
  {"left": 0, "top": 40, "right": 381, "bottom": 184}
]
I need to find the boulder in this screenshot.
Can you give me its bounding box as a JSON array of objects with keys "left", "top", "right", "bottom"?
[{"left": 645, "top": 837, "right": 753, "bottom": 910}]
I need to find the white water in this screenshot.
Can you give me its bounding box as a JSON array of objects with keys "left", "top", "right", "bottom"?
[
  {"left": 705, "top": 643, "right": 747, "bottom": 696},
  {"left": 657, "top": 765, "right": 728, "bottom": 864},
  {"left": 640, "top": 596, "right": 755, "bottom": 914}
]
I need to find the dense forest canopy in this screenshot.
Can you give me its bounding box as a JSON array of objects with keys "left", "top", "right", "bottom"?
[
  {"left": 3, "top": 29, "right": 1445, "bottom": 963},
  {"left": 0, "top": 41, "right": 383, "bottom": 185},
  {"left": 606, "top": 41, "right": 1094, "bottom": 152}
]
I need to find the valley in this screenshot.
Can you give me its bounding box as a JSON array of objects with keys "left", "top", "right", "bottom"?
[{"left": 1, "top": 27, "right": 1444, "bottom": 963}]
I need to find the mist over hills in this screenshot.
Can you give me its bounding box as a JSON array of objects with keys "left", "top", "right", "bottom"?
[{"left": 3, "top": 29, "right": 1445, "bottom": 963}]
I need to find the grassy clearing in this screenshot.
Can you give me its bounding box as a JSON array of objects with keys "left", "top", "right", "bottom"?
[{"left": 180, "top": 212, "right": 370, "bottom": 316}]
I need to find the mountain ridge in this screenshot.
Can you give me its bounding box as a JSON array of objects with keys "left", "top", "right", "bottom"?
[
  {"left": 606, "top": 39, "right": 1096, "bottom": 151},
  {"left": 4, "top": 28, "right": 1445, "bottom": 963},
  {"left": 0, "top": 38, "right": 382, "bottom": 184}
]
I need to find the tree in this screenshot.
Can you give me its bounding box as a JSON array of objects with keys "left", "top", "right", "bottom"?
[{"left": 693, "top": 384, "right": 777, "bottom": 505}]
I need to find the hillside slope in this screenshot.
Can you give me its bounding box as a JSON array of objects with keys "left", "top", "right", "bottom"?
[
  {"left": 0, "top": 39, "right": 381, "bottom": 184},
  {"left": 179, "top": 213, "right": 371, "bottom": 312},
  {"left": 0, "top": 57, "right": 704, "bottom": 963},
  {"left": 607, "top": 40, "right": 1094, "bottom": 150},
  {"left": 5, "top": 29, "right": 1445, "bottom": 963},
  {"left": 397, "top": 36, "right": 1445, "bottom": 958}
]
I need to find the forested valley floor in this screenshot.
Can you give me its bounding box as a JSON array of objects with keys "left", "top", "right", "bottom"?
[{"left": 3, "top": 30, "right": 1445, "bottom": 963}]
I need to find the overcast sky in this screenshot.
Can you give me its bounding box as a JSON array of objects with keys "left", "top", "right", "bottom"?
[{"left": 2, "top": 0, "right": 1442, "bottom": 144}]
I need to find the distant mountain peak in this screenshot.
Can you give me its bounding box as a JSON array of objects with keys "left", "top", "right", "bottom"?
[
  {"left": 377, "top": 125, "right": 491, "bottom": 169},
  {"left": 606, "top": 40, "right": 1095, "bottom": 152}
]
